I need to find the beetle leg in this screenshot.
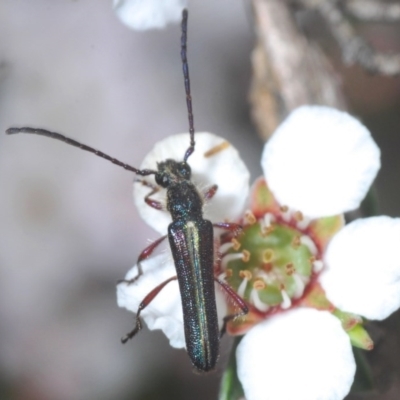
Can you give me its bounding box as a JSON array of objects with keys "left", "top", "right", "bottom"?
[
  {"left": 121, "top": 276, "right": 178, "bottom": 343},
  {"left": 214, "top": 277, "right": 249, "bottom": 338},
  {"left": 118, "top": 234, "right": 168, "bottom": 285},
  {"left": 213, "top": 222, "right": 243, "bottom": 237},
  {"left": 202, "top": 184, "right": 218, "bottom": 201},
  {"left": 135, "top": 179, "right": 164, "bottom": 210}
]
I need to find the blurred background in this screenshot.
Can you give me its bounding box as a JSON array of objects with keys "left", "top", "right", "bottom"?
[{"left": 0, "top": 1, "right": 400, "bottom": 399}]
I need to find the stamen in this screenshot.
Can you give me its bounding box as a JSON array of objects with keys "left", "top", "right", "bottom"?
[
  {"left": 250, "top": 289, "right": 270, "bottom": 312},
  {"left": 242, "top": 249, "right": 251, "bottom": 262},
  {"left": 260, "top": 213, "right": 275, "bottom": 236},
  {"left": 225, "top": 268, "right": 233, "bottom": 278},
  {"left": 291, "top": 236, "right": 301, "bottom": 249},
  {"left": 280, "top": 205, "right": 291, "bottom": 222},
  {"left": 203, "top": 141, "right": 230, "bottom": 157},
  {"left": 294, "top": 211, "right": 303, "bottom": 222},
  {"left": 296, "top": 215, "right": 311, "bottom": 230},
  {"left": 244, "top": 210, "right": 257, "bottom": 225},
  {"left": 239, "top": 270, "right": 252, "bottom": 280},
  {"left": 221, "top": 253, "right": 244, "bottom": 269},
  {"left": 280, "top": 289, "right": 292, "bottom": 309},
  {"left": 231, "top": 237, "right": 241, "bottom": 251},
  {"left": 312, "top": 259, "right": 324, "bottom": 272},
  {"left": 253, "top": 278, "right": 266, "bottom": 290},
  {"left": 219, "top": 242, "right": 234, "bottom": 254},
  {"left": 300, "top": 235, "right": 318, "bottom": 255},
  {"left": 264, "top": 212, "right": 275, "bottom": 226},
  {"left": 285, "top": 263, "right": 295, "bottom": 276},
  {"left": 237, "top": 275, "right": 249, "bottom": 298},
  {"left": 292, "top": 273, "right": 308, "bottom": 298}
]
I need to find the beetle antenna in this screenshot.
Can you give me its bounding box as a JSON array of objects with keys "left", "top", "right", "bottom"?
[
  {"left": 6, "top": 127, "right": 157, "bottom": 176},
  {"left": 181, "top": 9, "right": 195, "bottom": 162}
]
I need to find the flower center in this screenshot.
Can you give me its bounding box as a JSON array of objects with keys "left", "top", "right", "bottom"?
[{"left": 220, "top": 210, "right": 323, "bottom": 313}]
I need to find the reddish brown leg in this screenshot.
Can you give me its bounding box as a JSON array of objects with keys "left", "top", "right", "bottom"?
[
  {"left": 215, "top": 277, "right": 249, "bottom": 338},
  {"left": 136, "top": 179, "right": 164, "bottom": 210},
  {"left": 121, "top": 276, "right": 178, "bottom": 343},
  {"left": 118, "top": 235, "right": 168, "bottom": 285},
  {"left": 203, "top": 184, "right": 218, "bottom": 201}
]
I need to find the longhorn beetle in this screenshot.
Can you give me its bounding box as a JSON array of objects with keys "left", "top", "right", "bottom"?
[{"left": 6, "top": 9, "right": 248, "bottom": 372}]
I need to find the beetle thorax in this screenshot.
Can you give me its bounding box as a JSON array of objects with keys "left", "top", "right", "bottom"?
[{"left": 167, "top": 180, "right": 203, "bottom": 221}]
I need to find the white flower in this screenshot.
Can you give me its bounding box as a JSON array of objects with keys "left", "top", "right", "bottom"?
[
  {"left": 320, "top": 216, "right": 400, "bottom": 320},
  {"left": 113, "top": 0, "right": 187, "bottom": 30},
  {"left": 117, "top": 106, "right": 400, "bottom": 400},
  {"left": 117, "top": 254, "right": 184, "bottom": 347},
  {"left": 262, "top": 106, "right": 380, "bottom": 218},
  {"left": 236, "top": 308, "right": 356, "bottom": 400},
  {"left": 118, "top": 132, "right": 249, "bottom": 347},
  {"left": 133, "top": 132, "right": 250, "bottom": 234},
  {"left": 234, "top": 106, "right": 400, "bottom": 400}
]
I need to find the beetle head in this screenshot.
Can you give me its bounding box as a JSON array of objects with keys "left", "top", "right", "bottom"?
[{"left": 155, "top": 159, "right": 191, "bottom": 188}]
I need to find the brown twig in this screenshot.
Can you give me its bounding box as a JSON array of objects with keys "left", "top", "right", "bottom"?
[{"left": 250, "top": 0, "right": 346, "bottom": 139}]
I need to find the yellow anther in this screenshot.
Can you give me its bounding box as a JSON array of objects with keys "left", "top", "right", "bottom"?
[
  {"left": 225, "top": 268, "right": 233, "bottom": 278},
  {"left": 231, "top": 237, "right": 241, "bottom": 251},
  {"left": 244, "top": 210, "right": 257, "bottom": 225},
  {"left": 253, "top": 279, "right": 266, "bottom": 290},
  {"left": 203, "top": 141, "right": 230, "bottom": 157},
  {"left": 285, "top": 263, "right": 295, "bottom": 276},
  {"left": 239, "top": 270, "right": 252, "bottom": 280},
  {"left": 242, "top": 249, "right": 251, "bottom": 262},
  {"left": 263, "top": 249, "right": 274, "bottom": 263},
  {"left": 294, "top": 211, "right": 304, "bottom": 221},
  {"left": 292, "top": 236, "right": 301, "bottom": 249},
  {"left": 280, "top": 205, "right": 289, "bottom": 213}
]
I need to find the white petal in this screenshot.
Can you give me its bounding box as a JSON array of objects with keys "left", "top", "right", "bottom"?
[
  {"left": 134, "top": 132, "right": 250, "bottom": 234},
  {"left": 117, "top": 252, "right": 229, "bottom": 349},
  {"left": 262, "top": 106, "right": 380, "bottom": 218},
  {"left": 113, "top": 0, "right": 187, "bottom": 30},
  {"left": 236, "top": 308, "right": 355, "bottom": 400},
  {"left": 321, "top": 216, "right": 400, "bottom": 320},
  {"left": 117, "top": 253, "right": 185, "bottom": 348}
]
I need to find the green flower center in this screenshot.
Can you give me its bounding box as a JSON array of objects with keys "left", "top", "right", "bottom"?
[{"left": 221, "top": 212, "right": 321, "bottom": 312}]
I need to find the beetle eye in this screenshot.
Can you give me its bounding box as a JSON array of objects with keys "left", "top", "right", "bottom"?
[{"left": 155, "top": 173, "right": 169, "bottom": 187}]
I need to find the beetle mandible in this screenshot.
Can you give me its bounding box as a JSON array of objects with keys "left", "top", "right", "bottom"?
[{"left": 6, "top": 9, "right": 248, "bottom": 372}]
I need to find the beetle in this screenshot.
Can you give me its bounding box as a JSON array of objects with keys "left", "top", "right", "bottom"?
[{"left": 6, "top": 9, "right": 248, "bottom": 372}]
